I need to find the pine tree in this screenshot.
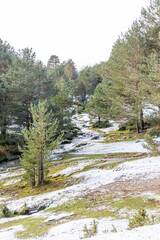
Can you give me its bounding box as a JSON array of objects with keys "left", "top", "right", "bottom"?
[
  {"left": 105, "top": 21, "right": 148, "bottom": 133},
  {"left": 0, "top": 39, "right": 15, "bottom": 135},
  {"left": 86, "top": 84, "right": 111, "bottom": 123},
  {"left": 47, "top": 55, "right": 60, "bottom": 68},
  {"left": 143, "top": 133, "right": 160, "bottom": 156},
  {"left": 64, "top": 59, "right": 77, "bottom": 80},
  {"left": 76, "top": 67, "right": 101, "bottom": 103},
  {"left": 2, "top": 48, "right": 47, "bottom": 130},
  {"left": 19, "top": 100, "right": 62, "bottom": 187}
]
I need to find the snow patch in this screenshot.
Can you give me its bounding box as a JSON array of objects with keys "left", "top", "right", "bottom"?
[
  {"left": 44, "top": 212, "right": 75, "bottom": 222},
  {"left": 3, "top": 178, "right": 21, "bottom": 186},
  {"left": 75, "top": 140, "right": 147, "bottom": 154},
  {"left": 53, "top": 161, "right": 94, "bottom": 176},
  {"left": 0, "top": 170, "right": 24, "bottom": 180},
  {"left": 0, "top": 225, "right": 24, "bottom": 240}
]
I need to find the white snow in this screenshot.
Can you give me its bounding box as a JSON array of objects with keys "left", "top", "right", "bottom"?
[
  {"left": 1, "top": 216, "right": 160, "bottom": 240},
  {"left": 0, "top": 197, "right": 10, "bottom": 204},
  {"left": 0, "top": 170, "right": 24, "bottom": 180},
  {"left": 44, "top": 212, "right": 75, "bottom": 222},
  {"left": 3, "top": 156, "right": 160, "bottom": 214},
  {"left": 113, "top": 157, "right": 160, "bottom": 180},
  {"left": 74, "top": 140, "right": 147, "bottom": 154},
  {"left": 3, "top": 178, "right": 21, "bottom": 186},
  {"left": 1, "top": 113, "right": 160, "bottom": 240},
  {"left": 0, "top": 225, "right": 24, "bottom": 240},
  {"left": 53, "top": 161, "right": 94, "bottom": 176},
  {"left": 143, "top": 104, "right": 158, "bottom": 118},
  {"left": 73, "top": 157, "right": 160, "bottom": 188},
  {"left": 100, "top": 120, "right": 120, "bottom": 133}
]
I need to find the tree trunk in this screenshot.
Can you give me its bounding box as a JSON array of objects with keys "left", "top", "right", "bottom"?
[
  {"left": 31, "top": 167, "right": 35, "bottom": 187},
  {"left": 98, "top": 116, "right": 101, "bottom": 124},
  {"left": 38, "top": 160, "right": 41, "bottom": 185},
  {"left": 136, "top": 120, "right": 140, "bottom": 134},
  {"left": 140, "top": 109, "right": 144, "bottom": 131},
  {"left": 1, "top": 122, "right": 7, "bottom": 135},
  {"left": 38, "top": 143, "right": 44, "bottom": 185},
  {"left": 40, "top": 161, "right": 44, "bottom": 184}
]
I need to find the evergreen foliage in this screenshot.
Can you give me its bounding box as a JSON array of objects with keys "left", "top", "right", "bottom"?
[
  {"left": 75, "top": 66, "right": 101, "bottom": 103},
  {"left": 143, "top": 133, "right": 160, "bottom": 156},
  {"left": 2, "top": 0, "right": 160, "bottom": 163},
  {"left": 86, "top": 84, "right": 111, "bottom": 123},
  {"left": 128, "top": 209, "right": 150, "bottom": 229},
  {"left": 1, "top": 205, "right": 13, "bottom": 218},
  {"left": 82, "top": 220, "right": 98, "bottom": 238},
  {"left": 19, "top": 101, "right": 62, "bottom": 187}
]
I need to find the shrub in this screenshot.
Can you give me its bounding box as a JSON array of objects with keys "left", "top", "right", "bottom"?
[
  {"left": 147, "top": 128, "right": 160, "bottom": 137},
  {"left": 21, "top": 203, "right": 29, "bottom": 215},
  {"left": 82, "top": 220, "right": 98, "bottom": 238},
  {"left": 111, "top": 224, "right": 117, "bottom": 232},
  {"left": 77, "top": 106, "right": 84, "bottom": 114},
  {"left": 1, "top": 205, "right": 13, "bottom": 218},
  {"left": 143, "top": 134, "right": 160, "bottom": 156},
  {"left": 118, "top": 121, "right": 135, "bottom": 131},
  {"left": 92, "top": 120, "right": 111, "bottom": 129},
  {"left": 145, "top": 116, "right": 160, "bottom": 128},
  {"left": 128, "top": 209, "right": 150, "bottom": 229}
]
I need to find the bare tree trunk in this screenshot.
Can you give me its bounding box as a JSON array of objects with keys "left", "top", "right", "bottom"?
[
  {"left": 38, "top": 160, "right": 41, "bottom": 185},
  {"left": 136, "top": 120, "right": 140, "bottom": 134},
  {"left": 31, "top": 167, "right": 36, "bottom": 187},
  {"left": 40, "top": 161, "right": 44, "bottom": 184},
  {"left": 98, "top": 116, "right": 101, "bottom": 124},
  {"left": 38, "top": 142, "right": 44, "bottom": 185},
  {"left": 140, "top": 109, "right": 144, "bottom": 131}
]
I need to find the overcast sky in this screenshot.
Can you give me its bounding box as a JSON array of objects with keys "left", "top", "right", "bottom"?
[{"left": 0, "top": 0, "right": 150, "bottom": 70}]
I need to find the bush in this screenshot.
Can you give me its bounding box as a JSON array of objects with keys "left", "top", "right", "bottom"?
[
  {"left": 1, "top": 205, "right": 13, "bottom": 218},
  {"left": 118, "top": 121, "right": 135, "bottom": 131},
  {"left": 77, "top": 106, "right": 84, "bottom": 114},
  {"left": 0, "top": 133, "right": 22, "bottom": 162},
  {"left": 143, "top": 134, "right": 160, "bottom": 156},
  {"left": 92, "top": 120, "right": 111, "bottom": 129},
  {"left": 147, "top": 128, "right": 160, "bottom": 137},
  {"left": 128, "top": 209, "right": 150, "bottom": 229},
  {"left": 82, "top": 220, "right": 98, "bottom": 238},
  {"left": 145, "top": 116, "right": 160, "bottom": 128},
  {"left": 21, "top": 203, "right": 29, "bottom": 215}
]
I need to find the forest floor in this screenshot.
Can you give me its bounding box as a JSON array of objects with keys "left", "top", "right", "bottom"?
[{"left": 0, "top": 114, "right": 160, "bottom": 240}]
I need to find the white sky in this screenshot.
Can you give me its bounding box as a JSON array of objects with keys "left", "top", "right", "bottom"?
[{"left": 0, "top": 0, "right": 150, "bottom": 70}]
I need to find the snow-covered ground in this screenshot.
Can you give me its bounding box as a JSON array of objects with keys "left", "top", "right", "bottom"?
[
  {"left": 52, "top": 160, "right": 95, "bottom": 177},
  {"left": 1, "top": 155, "right": 159, "bottom": 222},
  {"left": 0, "top": 170, "right": 24, "bottom": 180},
  {"left": 30, "top": 218, "right": 160, "bottom": 240},
  {"left": 0, "top": 113, "right": 160, "bottom": 240},
  {"left": 52, "top": 113, "right": 147, "bottom": 155},
  {"left": 75, "top": 139, "right": 147, "bottom": 154},
  {"left": 1, "top": 217, "right": 160, "bottom": 240}
]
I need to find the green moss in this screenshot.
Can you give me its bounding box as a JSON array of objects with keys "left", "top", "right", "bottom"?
[
  {"left": 45, "top": 194, "right": 160, "bottom": 223},
  {"left": 49, "top": 163, "right": 72, "bottom": 175},
  {"left": 16, "top": 218, "right": 51, "bottom": 239},
  {"left": 0, "top": 217, "right": 54, "bottom": 239},
  {"left": 46, "top": 194, "right": 116, "bottom": 220},
  {"left": 111, "top": 197, "right": 158, "bottom": 212},
  {"left": 104, "top": 130, "right": 146, "bottom": 143},
  {"left": 60, "top": 152, "right": 146, "bottom": 162},
  {"left": 0, "top": 174, "right": 80, "bottom": 199},
  {"left": 0, "top": 152, "right": 147, "bottom": 201}
]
